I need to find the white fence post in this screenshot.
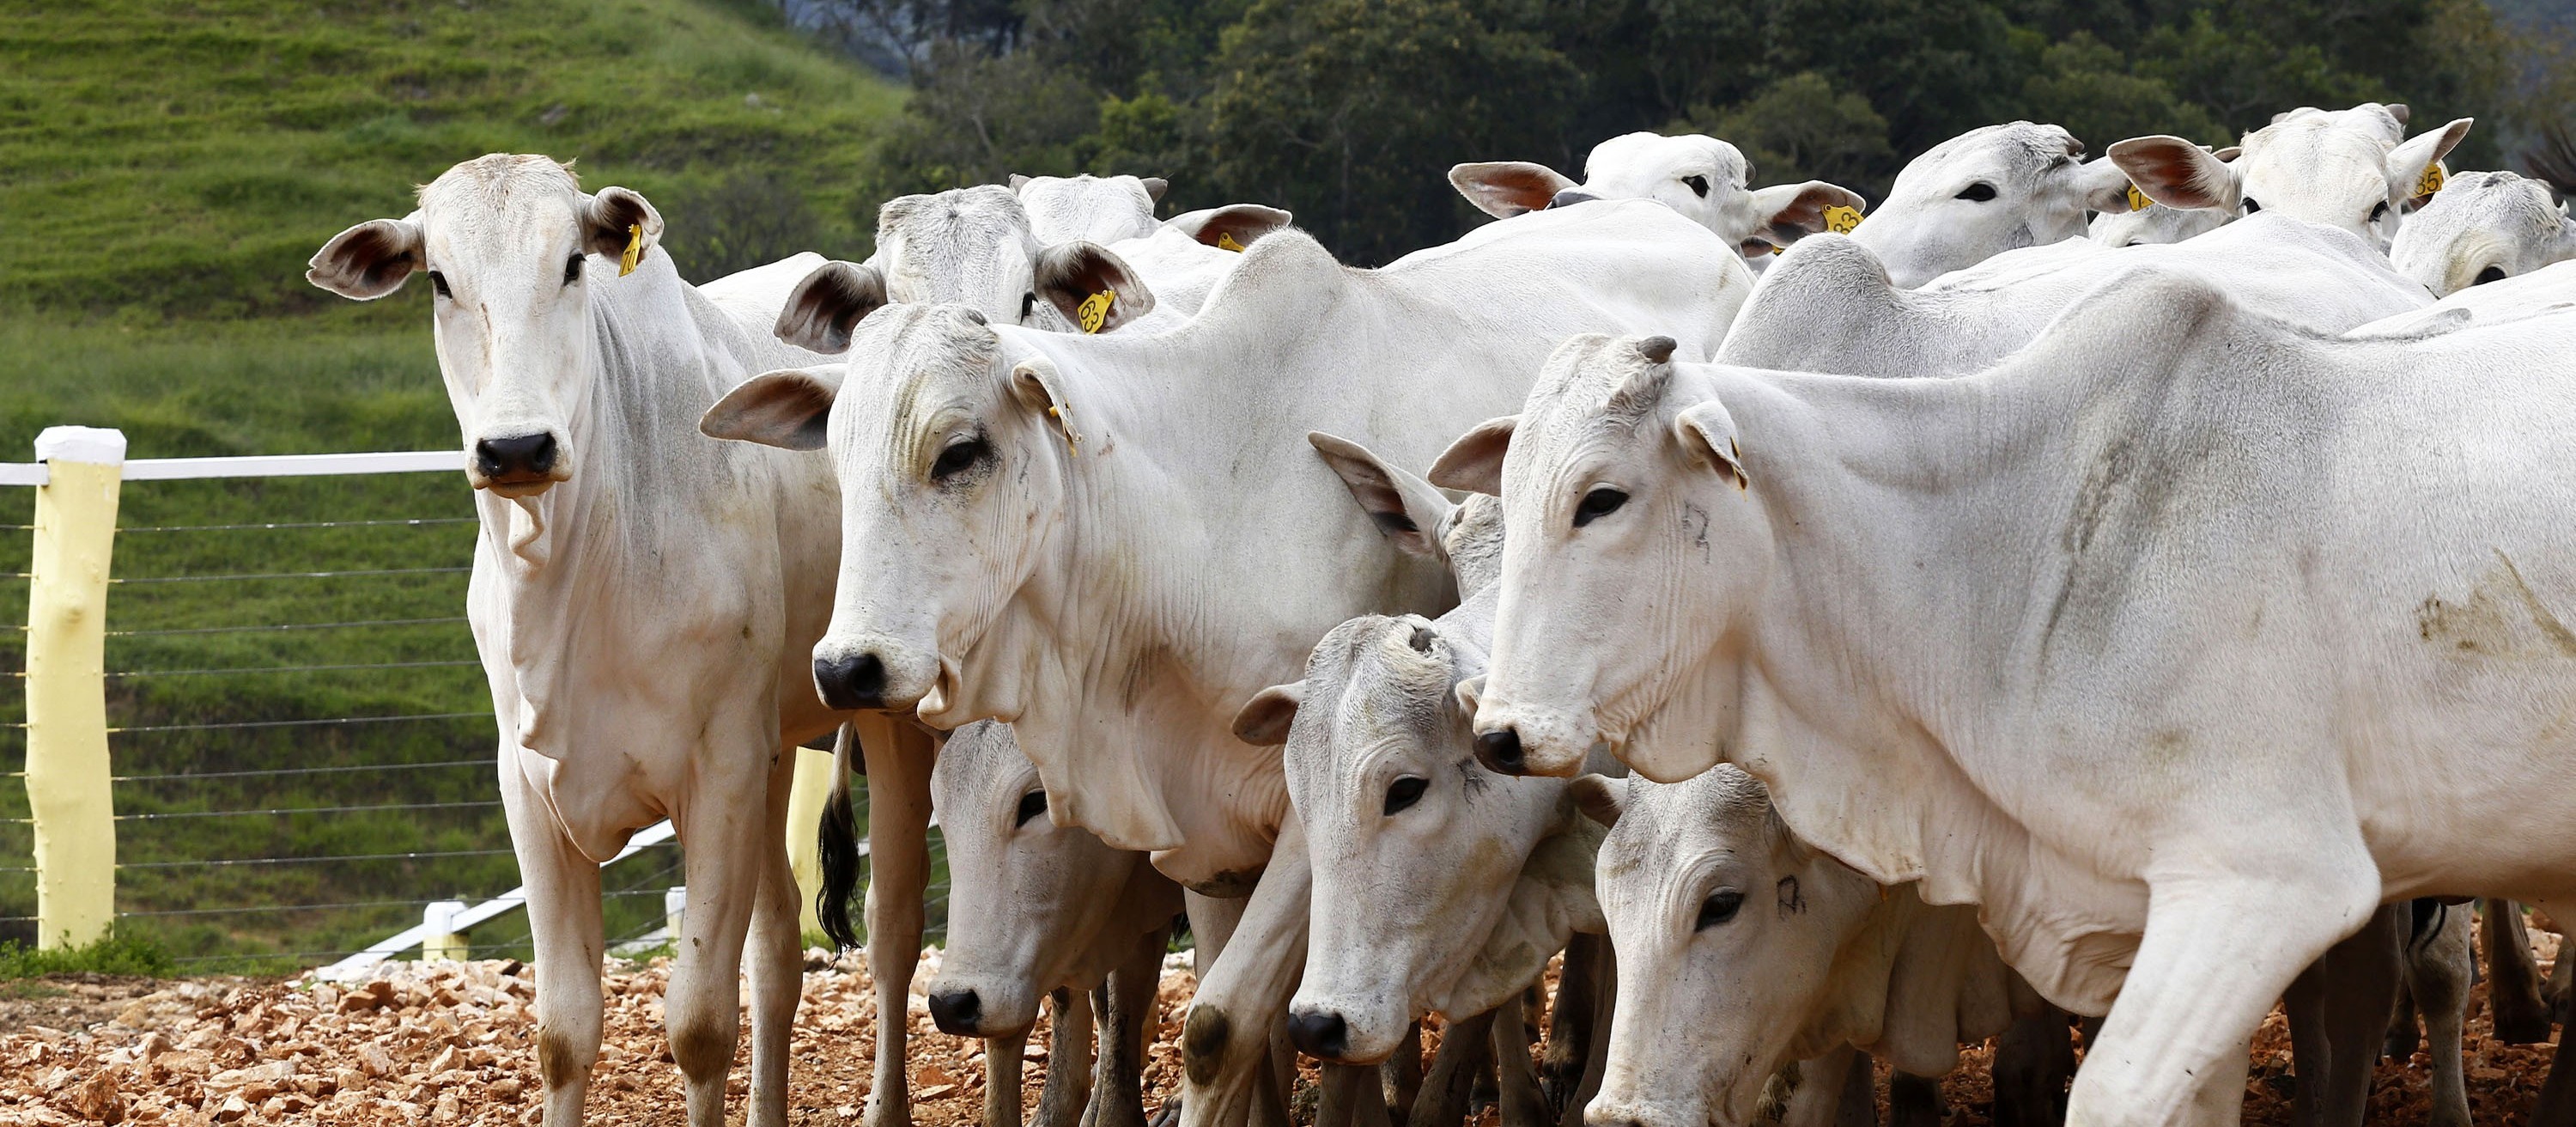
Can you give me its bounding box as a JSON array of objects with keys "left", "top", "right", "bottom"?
[
  {"left": 663, "top": 885, "right": 687, "bottom": 941},
  {"left": 421, "top": 900, "right": 470, "bottom": 962},
  {"left": 21, "top": 426, "right": 125, "bottom": 950}
]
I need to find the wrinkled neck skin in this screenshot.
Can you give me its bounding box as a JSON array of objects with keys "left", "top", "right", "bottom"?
[
  {"left": 460, "top": 255, "right": 839, "bottom": 857},
  {"left": 1630, "top": 363, "right": 2151, "bottom": 1014},
  {"left": 929, "top": 321, "right": 1455, "bottom": 891}
]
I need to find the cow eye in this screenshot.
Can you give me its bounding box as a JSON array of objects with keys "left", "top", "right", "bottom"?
[
  {"left": 563, "top": 254, "right": 584, "bottom": 285},
  {"left": 2242, "top": 197, "right": 2263, "bottom": 214},
  {"left": 2476, "top": 265, "right": 2507, "bottom": 286},
  {"left": 1695, "top": 889, "right": 1744, "bottom": 930},
  {"left": 428, "top": 271, "right": 453, "bottom": 299},
  {"left": 1383, "top": 777, "right": 1427, "bottom": 815},
  {"left": 2369, "top": 201, "right": 2391, "bottom": 223},
  {"left": 932, "top": 436, "right": 991, "bottom": 482},
  {"left": 1955, "top": 183, "right": 1998, "bottom": 202},
  {"left": 1681, "top": 174, "right": 1710, "bottom": 198},
  {"left": 1572, "top": 487, "right": 1628, "bottom": 528},
  {"left": 1020, "top": 292, "right": 1038, "bottom": 322},
  {"left": 1015, "top": 789, "right": 1048, "bottom": 827}
]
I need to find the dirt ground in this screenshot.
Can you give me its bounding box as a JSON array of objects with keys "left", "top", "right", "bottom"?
[{"left": 0, "top": 935, "right": 2561, "bottom": 1126}]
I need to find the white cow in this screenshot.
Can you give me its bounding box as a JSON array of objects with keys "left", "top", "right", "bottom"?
[
  {"left": 1573, "top": 767, "right": 2045, "bottom": 1127},
  {"left": 1439, "top": 293, "right": 2576, "bottom": 1122},
  {"left": 2110, "top": 103, "right": 2471, "bottom": 249},
  {"left": 2388, "top": 170, "right": 2576, "bottom": 295},
  {"left": 2345, "top": 258, "right": 2576, "bottom": 338},
  {"left": 1724, "top": 212, "right": 2430, "bottom": 380},
  {"left": 1449, "top": 131, "right": 1866, "bottom": 262},
  {"left": 1844, "top": 121, "right": 2136, "bottom": 287},
  {"left": 1011, "top": 172, "right": 1297, "bottom": 316},
  {"left": 700, "top": 200, "right": 1752, "bottom": 1127},
  {"left": 305, "top": 154, "right": 869, "bottom": 1127},
  {"left": 927, "top": 720, "right": 1182, "bottom": 1127}
]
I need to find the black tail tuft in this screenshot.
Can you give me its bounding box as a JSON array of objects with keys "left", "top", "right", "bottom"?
[
  {"left": 2407, "top": 897, "right": 2445, "bottom": 956},
  {"left": 2524, "top": 123, "right": 2576, "bottom": 201},
  {"left": 817, "top": 722, "right": 866, "bottom": 950}
]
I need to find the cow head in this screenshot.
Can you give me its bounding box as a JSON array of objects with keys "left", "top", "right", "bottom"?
[
  {"left": 2088, "top": 147, "right": 2239, "bottom": 247},
  {"left": 1851, "top": 122, "right": 2134, "bottom": 287},
  {"left": 924, "top": 721, "right": 1163, "bottom": 1038},
  {"left": 1012, "top": 173, "right": 1167, "bottom": 245},
  {"left": 308, "top": 154, "right": 663, "bottom": 496},
  {"left": 2389, "top": 171, "right": 2576, "bottom": 296},
  {"left": 1579, "top": 768, "right": 1882, "bottom": 1127},
  {"left": 1434, "top": 334, "right": 1765, "bottom": 781},
  {"left": 1450, "top": 132, "right": 1867, "bottom": 261},
  {"left": 866, "top": 185, "right": 1157, "bottom": 332},
  {"left": 701, "top": 302, "right": 1078, "bottom": 719},
  {"left": 2111, "top": 103, "right": 2473, "bottom": 249}
]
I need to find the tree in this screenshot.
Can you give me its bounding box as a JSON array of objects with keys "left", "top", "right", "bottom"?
[{"left": 1676, "top": 72, "right": 1899, "bottom": 198}]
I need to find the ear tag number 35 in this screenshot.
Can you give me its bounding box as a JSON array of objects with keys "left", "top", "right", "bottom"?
[{"left": 1078, "top": 289, "right": 1115, "bottom": 334}]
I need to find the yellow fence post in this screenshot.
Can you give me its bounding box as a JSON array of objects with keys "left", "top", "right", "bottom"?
[
  {"left": 421, "top": 900, "right": 469, "bottom": 962},
  {"left": 22, "top": 426, "right": 124, "bottom": 950},
  {"left": 783, "top": 742, "right": 838, "bottom": 939}
]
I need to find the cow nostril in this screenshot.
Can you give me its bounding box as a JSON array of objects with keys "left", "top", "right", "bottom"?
[
  {"left": 1474, "top": 728, "right": 1526, "bottom": 775},
  {"left": 927, "top": 989, "right": 981, "bottom": 1036},
  {"left": 813, "top": 653, "right": 889, "bottom": 711},
  {"left": 1285, "top": 1008, "right": 1348, "bottom": 1060},
  {"left": 474, "top": 433, "right": 558, "bottom": 480}
]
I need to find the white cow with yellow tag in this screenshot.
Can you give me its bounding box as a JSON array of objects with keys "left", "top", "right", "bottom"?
[
  {"left": 2388, "top": 169, "right": 2576, "bottom": 296},
  {"left": 700, "top": 199, "right": 1752, "bottom": 1127},
  {"left": 2110, "top": 102, "right": 2470, "bottom": 251},
  {"left": 1449, "top": 131, "right": 1867, "bottom": 265}
]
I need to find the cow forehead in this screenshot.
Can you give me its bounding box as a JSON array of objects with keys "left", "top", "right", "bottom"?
[
  {"left": 1893, "top": 123, "right": 2075, "bottom": 195},
  {"left": 415, "top": 154, "right": 585, "bottom": 255},
  {"left": 931, "top": 720, "right": 1040, "bottom": 801},
  {"left": 834, "top": 304, "right": 1006, "bottom": 450},
  {"left": 2421, "top": 173, "right": 2561, "bottom": 239},
  {"left": 1018, "top": 174, "right": 1157, "bottom": 242},
  {"left": 1606, "top": 767, "right": 1777, "bottom": 873},
  {"left": 877, "top": 186, "right": 1037, "bottom": 296},
  {"left": 1583, "top": 132, "right": 1750, "bottom": 192},
  {"left": 1506, "top": 338, "right": 1670, "bottom": 491},
  {"left": 1286, "top": 616, "right": 1456, "bottom": 777}
]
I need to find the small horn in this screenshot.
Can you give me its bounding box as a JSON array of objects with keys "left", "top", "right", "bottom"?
[{"left": 1637, "top": 336, "right": 1678, "bottom": 365}]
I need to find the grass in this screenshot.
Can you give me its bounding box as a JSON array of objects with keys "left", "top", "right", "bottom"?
[
  {"left": 0, "top": 932, "right": 177, "bottom": 980},
  {"left": 0, "top": 0, "right": 910, "bottom": 972}
]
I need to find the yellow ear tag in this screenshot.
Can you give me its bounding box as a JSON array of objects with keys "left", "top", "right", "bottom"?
[
  {"left": 1821, "top": 204, "right": 1862, "bottom": 235},
  {"left": 618, "top": 222, "right": 643, "bottom": 277},
  {"left": 2126, "top": 184, "right": 2151, "bottom": 212},
  {"left": 1216, "top": 232, "right": 1246, "bottom": 253},
  {"left": 2415, "top": 161, "right": 2446, "bottom": 199},
  {"left": 1077, "top": 289, "right": 1115, "bottom": 334},
  {"left": 1047, "top": 403, "right": 1082, "bottom": 452}
]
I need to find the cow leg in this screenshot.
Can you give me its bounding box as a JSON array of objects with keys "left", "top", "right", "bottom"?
[
  {"left": 1992, "top": 1006, "right": 2075, "bottom": 1127},
  {"left": 987, "top": 1029, "right": 1030, "bottom": 1127},
  {"left": 2553, "top": 935, "right": 2575, "bottom": 1024},
  {"left": 1765, "top": 1047, "right": 1856, "bottom": 1127},
  {"left": 2282, "top": 902, "right": 2397, "bottom": 1127},
  {"left": 2400, "top": 903, "right": 2473, "bottom": 1127},
  {"left": 2532, "top": 1008, "right": 2576, "bottom": 1127},
  {"left": 1038, "top": 987, "right": 1098, "bottom": 1127},
  {"left": 1410, "top": 1010, "right": 1495, "bottom": 1127},
  {"left": 1084, "top": 923, "right": 1170, "bottom": 1127},
  {"left": 1887, "top": 1072, "right": 1942, "bottom": 1127},
  {"left": 668, "top": 771, "right": 772, "bottom": 1127},
  {"left": 1320, "top": 1064, "right": 1394, "bottom": 1127},
  {"left": 2067, "top": 869, "right": 2372, "bottom": 1127},
  {"left": 1488, "top": 990, "right": 1552, "bottom": 1127},
  {"left": 501, "top": 764, "right": 606, "bottom": 1127},
  {"left": 2488, "top": 900, "right": 2555, "bottom": 1043},
  {"left": 1538, "top": 935, "right": 1602, "bottom": 1121},
  {"left": 1834, "top": 1052, "right": 1876, "bottom": 1127},
  {"left": 1178, "top": 815, "right": 1311, "bottom": 1127},
  {"left": 856, "top": 713, "right": 938, "bottom": 1127},
  {"left": 1558, "top": 943, "right": 1614, "bottom": 1127},
  {"left": 1383, "top": 1024, "right": 1425, "bottom": 1124},
  {"left": 746, "top": 741, "right": 805, "bottom": 1127}
]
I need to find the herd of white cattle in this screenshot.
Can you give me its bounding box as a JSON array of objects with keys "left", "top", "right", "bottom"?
[{"left": 302, "top": 98, "right": 2576, "bottom": 1127}]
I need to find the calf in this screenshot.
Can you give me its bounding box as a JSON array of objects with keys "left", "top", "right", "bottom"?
[
  {"left": 2111, "top": 102, "right": 2470, "bottom": 250},
  {"left": 2389, "top": 170, "right": 2576, "bottom": 295},
  {"left": 307, "top": 155, "right": 867, "bottom": 1127}
]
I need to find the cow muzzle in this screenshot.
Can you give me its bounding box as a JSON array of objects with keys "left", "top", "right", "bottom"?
[
  {"left": 926, "top": 987, "right": 985, "bottom": 1037},
  {"left": 1285, "top": 1006, "right": 1352, "bottom": 1062},
  {"left": 471, "top": 431, "right": 568, "bottom": 496},
  {"left": 811, "top": 637, "right": 945, "bottom": 715},
  {"left": 1467, "top": 708, "right": 1595, "bottom": 779}
]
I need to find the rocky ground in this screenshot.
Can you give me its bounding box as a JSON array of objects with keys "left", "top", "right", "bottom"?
[{"left": 0, "top": 938, "right": 2561, "bottom": 1125}]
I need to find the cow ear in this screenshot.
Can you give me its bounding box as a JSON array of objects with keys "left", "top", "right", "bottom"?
[
  {"left": 2107, "top": 136, "right": 2239, "bottom": 212},
  {"left": 1035, "top": 241, "right": 1156, "bottom": 332},
  {"left": 2391, "top": 119, "right": 2474, "bottom": 209},
  {"left": 309, "top": 217, "right": 425, "bottom": 300},
  {"left": 1449, "top": 161, "right": 1576, "bottom": 219},
  {"left": 2073, "top": 155, "right": 2141, "bottom": 215},
  {"left": 1428, "top": 416, "right": 1519, "bottom": 496},
  {"left": 1309, "top": 432, "right": 1453, "bottom": 558},
  {"left": 775, "top": 261, "right": 890, "bottom": 355},
  {"left": 1567, "top": 774, "right": 1626, "bottom": 828},
  {"left": 700, "top": 368, "right": 838, "bottom": 451},
  {"left": 1009, "top": 355, "right": 1085, "bottom": 448},
  {"left": 1165, "top": 204, "right": 1294, "bottom": 249},
  {"left": 582, "top": 186, "right": 664, "bottom": 267},
  {"left": 1746, "top": 181, "right": 1867, "bottom": 247},
  {"left": 1453, "top": 674, "right": 1485, "bottom": 719},
  {"left": 1009, "top": 174, "right": 1033, "bottom": 192},
  {"left": 1231, "top": 683, "right": 1304, "bottom": 746},
  {"left": 1140, "top": 176, "right": 1169, "bottom": 204},
  {"left": 1674, "top": 400, "right": 1748, "bottom": 490}
]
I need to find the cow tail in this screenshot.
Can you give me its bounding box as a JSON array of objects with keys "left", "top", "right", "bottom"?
[{"left": 817, "top": 722, "right": 866, "bottom": 951}]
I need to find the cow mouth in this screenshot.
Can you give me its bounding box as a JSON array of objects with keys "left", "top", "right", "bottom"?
[
  {"left": 472, "top": 470, "right": 565, "bottom": 498},
  {"left": 914, "top": 655, "right": 969, "bottom": 726}
]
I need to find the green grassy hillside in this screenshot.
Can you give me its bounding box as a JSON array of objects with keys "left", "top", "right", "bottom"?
[{"left": 0, "top": 0, "right": 907, "bottom": 966}]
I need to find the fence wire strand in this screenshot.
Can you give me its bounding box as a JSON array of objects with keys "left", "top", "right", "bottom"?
[
  {"left": 118, "top": 517, "right": 477, "bottom": 533},
  {"left": 112, "top": 566, "right": 471, "bottom": 585},
  {"left": 120, "top": 848, "right": 519, "bottom": 870},
  {"left": 117, "top": 800, "right": 503, "bottom": 822},
  {"left": 96, "top": 659, "right": 480, "bottom": 679},
  {"left": 111, "top": 758, "right": 490, "bottom": 783},
  {"left": 107, "top": 616, "right": 471, "bottom": 638}
]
